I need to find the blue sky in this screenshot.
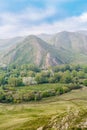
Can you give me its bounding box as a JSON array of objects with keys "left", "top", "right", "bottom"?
[{"left": 0, "top": 0, "right": 87, "bottom": 38}]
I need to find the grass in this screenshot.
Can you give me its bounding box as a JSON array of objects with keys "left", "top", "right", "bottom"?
[
  {"left": 0, "top": 87, "right": 87, "bottom": 130},
  {"left": 17, "top": 83, "right": 64, "bottom": 92}
]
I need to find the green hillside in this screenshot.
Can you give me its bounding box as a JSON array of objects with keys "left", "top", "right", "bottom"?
[
  {"left": 0, "top": 35, "right": 69, "bottom": 67},
  {"left": 1, "top": 31, "right": 87, "bottom": 67},
  {"left": 39, "top": 31, "right": 87, "bottom": 64}
]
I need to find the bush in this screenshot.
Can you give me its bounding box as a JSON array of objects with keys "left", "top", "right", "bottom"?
[
  {"left": 83, "top": 79, "right": 87, "bottom": 86},
  {"left": 34, "top": 92, "right": 42, "bottom": 101},
  {"left": 42, "top": 90, "right": 56, "bottom": 98},
  {"left": 22, "top": 92, "right": 35, "bottom": 101}
]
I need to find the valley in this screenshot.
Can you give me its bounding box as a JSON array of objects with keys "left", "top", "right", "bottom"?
[
  {"left": 0, "top": 87, "right": 87, "bottom": 130},
  {"left": 0, "top": 0, "right": 87, "bottom": 129},
  {"left": 0, "top": 31, "right": 87, "bottom": 130}
]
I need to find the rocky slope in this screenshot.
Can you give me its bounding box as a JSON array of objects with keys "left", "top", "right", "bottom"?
[
  {"left": 1, "top": 31, "right": 87, "bottom": 67},
  {"left": 0, "top": 35, "right": 67, "bottom": 68}
]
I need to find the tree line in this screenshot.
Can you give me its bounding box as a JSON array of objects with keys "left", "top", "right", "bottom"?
[{"left": 0, "top": 64, "right": 87, "bottom": 103}]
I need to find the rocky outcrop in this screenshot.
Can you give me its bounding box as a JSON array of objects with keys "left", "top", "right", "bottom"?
[{"left": 37, "top": 108, "right": 87, "bottom": 130}]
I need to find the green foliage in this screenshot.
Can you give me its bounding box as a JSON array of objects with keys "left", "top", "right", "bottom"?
[
  {"left": 0, "top": 87, "right": 87, "bottom": 130},
  {"left": 0, "top": 75, "right": 4, "bottom": 86},
  {"left": 35, "top": 73, "right": 48, "bottom": 84},
  {"left": 77, "top": 71, "right": 85, "bottom": 79},
  {"left": 34, "top": 92, "right": 42, "bottom": 101},
  {"left": 83, "top": 79, "right": 87, "bottom": 86},
  {"left": 0, "top": 91, "right": 5, "bottom": 102},
  {"left": 61, "top": 71, "right": 72, "bottom": 83},
  {"left": 8, "top": 77, "right": 22, "bottom": 87},
  {"left": 0, "top": 64, "right": 87, "bottom": 103},
  {"left": 83, "top": 66, "right": 87, "bottom": 73}
]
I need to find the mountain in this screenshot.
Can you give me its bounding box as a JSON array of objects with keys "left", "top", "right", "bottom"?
[
  {"left": 0, "top": 37, "right": 25, "bottom": 52},
  {"left": 39, "top": 31, "right": 87, "bottom": 53},
  {"left": 50, "top": 31, "right": 87, "bottom": 53},
  {"left": 77, "top": 30, "right": 87, "bottom": 35},
  {"left": 39, "top": 31, "right": 87, "bottom": 64},
  {"left": 0, "top": 35, "right": 68, "bottom": 68},
  {"left": 38, "top": 33, "right": 53, "bottom": 43},
  {"left": 1, "top": 31, "right": 87, "bottom": 67}
]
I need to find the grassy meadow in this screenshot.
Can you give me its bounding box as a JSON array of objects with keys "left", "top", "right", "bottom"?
[{"left": 0, "top": 87, "right": 87, "bottom": 130}]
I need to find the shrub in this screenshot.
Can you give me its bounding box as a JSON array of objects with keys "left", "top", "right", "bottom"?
[{"left": 83, "top": 79, "right": 87, "bottom": 86}]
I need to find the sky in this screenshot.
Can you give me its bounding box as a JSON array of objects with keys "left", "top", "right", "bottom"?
[{"left": 0, "top": 0, "right": 87, "bottom": 38}]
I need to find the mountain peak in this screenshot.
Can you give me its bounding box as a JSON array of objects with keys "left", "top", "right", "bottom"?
[{"left": 1, "top": 31, "right": 87, "bottom": 67}]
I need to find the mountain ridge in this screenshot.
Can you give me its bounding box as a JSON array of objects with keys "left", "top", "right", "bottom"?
[
  {"left": 1, "top": 31, "right": 87, "bottom": 67},
  {"left": 0, "top": 35, "right": 65, "bottom": 67}
]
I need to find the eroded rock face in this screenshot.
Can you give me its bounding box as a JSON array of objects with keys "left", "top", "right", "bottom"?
[
  {"left": 45, "top": 53, "right": 59, "bottom": 68},
  {"left": 0, "top": 35, "right": 64, "bottom": 68}
]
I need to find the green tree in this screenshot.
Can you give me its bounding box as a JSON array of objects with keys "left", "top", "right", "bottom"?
[
  {"left": 0, "top": 75, "right": 5, "bottom": 86},
  {"left": 35, "top": 73, "right": 48, "bottom": 84},
  {"left": 8, "top": 77, "right": 22, "bottom": 87},
  {"left": 77, "top": 71, "right": 85, "bottom": 79},
  {"left": 83, "top": 79, "right": 87, "bottom": 86},
  {"left": 61, "top": 71, "right": 72, "bottom": 83}
]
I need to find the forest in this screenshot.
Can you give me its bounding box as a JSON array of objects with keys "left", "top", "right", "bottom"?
[{"left": 0, "top": 64, "right": 87, "bottom": 103}]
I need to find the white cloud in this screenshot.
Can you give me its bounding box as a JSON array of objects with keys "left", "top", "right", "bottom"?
[
  {"left": 0, "top": 5, "right": 57, "bottom": 26},
  {"left": 19, "top": 6, "right": 56, "bottom": 21},
  {"left": 0, "top": 5, "right": 57, "bottom": 38},
  {"left": 0, "top": 9, "right": 87, "bottom": 38},
  {"left": 79, "top": 13, "right": 87, "bottom": 22}
]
